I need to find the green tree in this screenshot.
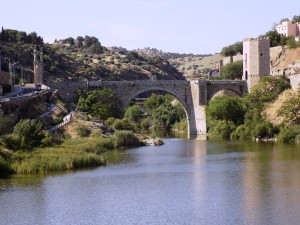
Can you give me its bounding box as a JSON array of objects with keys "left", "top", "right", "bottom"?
[
  {"left": 208, "top": 120, "right": 236, "bottom": 139},
  {"left": 11, "top": 119, "right": 44, "bottom": 150},
  {"left": 77, "top": 88, "right": 121, "bottom": 120},
  {"left": 144, "top": 93, "right": 165, "bottom": 113},
  {"left": 152, "top": 101, "right": 183, "bottom": 129},
  {"left": 221, "top": 42, "right": 243, "bottom": 56},
  {"left": 124, "top": 105, "right": 143, "bottom": 124},
  {"left": 287, "top": 37, "right": 299, "bottom": 49},
  {"left": 220, "top": 60, "right": 243, "bottom": 80},
  {"left": 206, "top": 96, "right": 246, "bottom": 125},
  {"left": 264, "top": 31, "right": 281, "bottom": 47},
  {"left": 293, "top": 15, "right": 300, "bottom": 22},
  {"left": 84, "top": 36, "right": 103, "bottom": 54},
  {"left": 278, "top": 91, "right": 300, "bottom": 125}
]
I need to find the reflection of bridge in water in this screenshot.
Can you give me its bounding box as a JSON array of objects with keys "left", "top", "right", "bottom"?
[{"left": 48, "top": 79, "right": 248, "bottom": 139}]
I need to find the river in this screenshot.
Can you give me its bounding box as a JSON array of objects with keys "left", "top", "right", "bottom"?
[{"left": 1, "top": 138, "right": 300, "bottom": 225}]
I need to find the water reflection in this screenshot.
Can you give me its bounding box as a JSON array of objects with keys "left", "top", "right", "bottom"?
[{"left": 1, "top": 139, "right": 300, "bottom": 225}]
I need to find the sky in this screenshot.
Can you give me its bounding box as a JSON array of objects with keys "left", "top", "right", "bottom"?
[{"left": 1, "top": 0, "right": 300, "bottom": 54}]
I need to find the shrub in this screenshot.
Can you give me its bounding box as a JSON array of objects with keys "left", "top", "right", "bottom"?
[
  {"left": 172, "top": 119, "right": 188, "bottom": 133},
  {"left": 124, "top": 105, "right": 143, "bottom": 124},
  {"left": 105, "top": 117, "right": 116, "bottom": 126},
  {"left": 206, "top": 96, "right": 246, "bottom": 125},
  {"left": 248, "top": 76, "right": 290, "bottom": 105},
  {"left": 277, "top": 126, "right": 299, "bottom": 143},
  {"left": 208, "top": 120, "right": 236, "bottom": 139},
  {"left": 231, "top": 125, "right": 250, "bottom": 140},
  {"left": 251, "top": 121, "right": 278, "bottom": 138},
  {"left": 219, "top": 60, "right": 243, "bottom": 80},
  {"left": 5, "top": 119, "right": 44, "bottom": 151},
  {"left": 91, "top": 129, "right": 102, "bottom": 138},
  {"left": 112, "top": 118, "right": 134, "bottom": 131},
  {"left": 113, "top": 130, "right": 141, "bottom": 147},
  {"left": 82, "top": 138, "right": 114, "bottom": 154},
  {"left": 278, "top": 94, "right": 300, "bottom": 125},
  {"left": 76, "top": 124, "right": 90, "bottom": 137},
  {"left": 41, "top": 131, "right": 63, "bottom": 147},
  {"left": 141, "top": 117, "right": 151, "bottom": 130}
]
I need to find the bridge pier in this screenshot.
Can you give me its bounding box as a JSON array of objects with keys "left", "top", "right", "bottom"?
[{"left": 188, "top": 80, "right": 207, "bottom": 140}]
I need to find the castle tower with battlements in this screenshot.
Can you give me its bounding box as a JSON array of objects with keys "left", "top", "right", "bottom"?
[
  {"left": 243, "top": 37, "right": 270, "bottom": 91},
  {"left": 33, "top": 46, "right": 43, "bottom": 89}
]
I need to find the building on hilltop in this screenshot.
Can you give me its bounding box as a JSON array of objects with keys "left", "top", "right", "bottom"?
[
  {"left": 243, "top": 37, "right": 270, "bottom": 91},
  {"left": 275, "top": 21, "right": 300, "bottom": 38},
  {"left": 33, "top": 46, "right": 44, "bottom": 90}
]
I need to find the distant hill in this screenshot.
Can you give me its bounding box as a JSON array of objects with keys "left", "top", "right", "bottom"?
[
  {"left": 0, "top": 30, "right": 185, "bottom": 84},
  {"left": 134, "top": 47, "right": 220, "bottom": 79}
]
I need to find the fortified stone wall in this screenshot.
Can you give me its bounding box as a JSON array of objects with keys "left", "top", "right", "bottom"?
[
  {"left": 219, "top": 54, "right": 243, "bottom": 72},
  {"left": 222, "top": 54, "right": 243, "bottom": 66}
]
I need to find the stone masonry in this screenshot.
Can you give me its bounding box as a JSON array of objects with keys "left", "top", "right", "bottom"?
[
  {"left": 48, "top": 79, "right": 247, "bottom": 139},
  {"left": 243, "top": 37, "right": 270, "bottom": 91}
]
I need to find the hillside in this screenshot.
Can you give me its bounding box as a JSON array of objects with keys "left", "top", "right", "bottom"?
[
  {"left": 0, "top": 31, "right": 185, "bottom": 84},
  {"left": 270, "top": 46, "right": 300, "bottom": 75},
  {"left": 263, "top": 89, "right": 298, "bottom": 125},
  {"left": 169, "top": 54, "right": 222, "bottom": 79},
  {"left": 2, "top": 28, "right": 300, "bottom": 85},
  {"left": 135, "top": 48, "right": 221, "bottom": 79}
]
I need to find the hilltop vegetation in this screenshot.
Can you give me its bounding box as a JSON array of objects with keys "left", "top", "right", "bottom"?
[{"left": 0, "top": 28, "right": 184, "bottom": 83}]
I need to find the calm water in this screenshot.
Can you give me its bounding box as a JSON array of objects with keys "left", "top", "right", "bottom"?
[{"left": 1, "top": 139, "right": 300, "bottom": 225}]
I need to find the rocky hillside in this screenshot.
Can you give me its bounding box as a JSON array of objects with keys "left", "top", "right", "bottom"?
[
  {"left": 135, "top": 48, "right": 220, "bottom": 79},
  {"left": 0, "top": 31, "right": 185, "bottom": 84},
  {"left": 270, "top": 46, "right": 300, "bottom": 75}
]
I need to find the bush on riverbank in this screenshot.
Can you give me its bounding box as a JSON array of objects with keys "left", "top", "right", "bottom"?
[
  {"left": 277, "top": 126, "right": 300, "bottom": 143},
  {"left": 206, "top": 76, "right": 293, "bottom": 141},
  {"left": 113, "top": 130, "right": 142, "bottom": 147}
]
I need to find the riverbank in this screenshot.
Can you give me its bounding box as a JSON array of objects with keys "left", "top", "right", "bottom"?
[{"left": 0, "top": 134, "right": 164, "bottom": 177}]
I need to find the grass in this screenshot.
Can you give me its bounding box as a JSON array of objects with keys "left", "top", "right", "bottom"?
[{"left": 9, "top": 137, "right": 114, "bottom": 174}]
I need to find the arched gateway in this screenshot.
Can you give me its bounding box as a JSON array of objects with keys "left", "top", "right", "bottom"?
[{"left": 48, "top": 79, "right": 247, "bottom": 139}]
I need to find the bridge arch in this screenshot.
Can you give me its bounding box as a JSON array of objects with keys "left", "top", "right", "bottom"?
[
  {"left": 210, "top": 89, "right": 241, "bottom": 100},
  {"left": 119, "top": 87, "right": 191, "bottom": 136},
  {"left": 206, "top": 81, "right": 247, "bottom": 102}
]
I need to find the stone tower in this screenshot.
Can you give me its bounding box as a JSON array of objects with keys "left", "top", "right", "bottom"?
[
  {"left": 243, "top": 37, "right": 270, "bottom": 91},
  {"left": 33, "top": 46, "right": 44, "bottom": 89}
]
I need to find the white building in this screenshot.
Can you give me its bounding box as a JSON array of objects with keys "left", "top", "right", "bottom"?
[{"left": 275, "top": 21, "right": 300, "bottom": 38}]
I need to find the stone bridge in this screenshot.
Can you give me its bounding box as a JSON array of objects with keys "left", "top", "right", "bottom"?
[
  {"left": 48, "top": 79, "right": 247, "bottom": 139},
  {"left": 90, "top": 79, "right": 247, "bottom": 138}
]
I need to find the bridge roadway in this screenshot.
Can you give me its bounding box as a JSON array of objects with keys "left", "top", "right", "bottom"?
[{"left": 48, "top": 79, "right": 248, "bottom": 139}]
